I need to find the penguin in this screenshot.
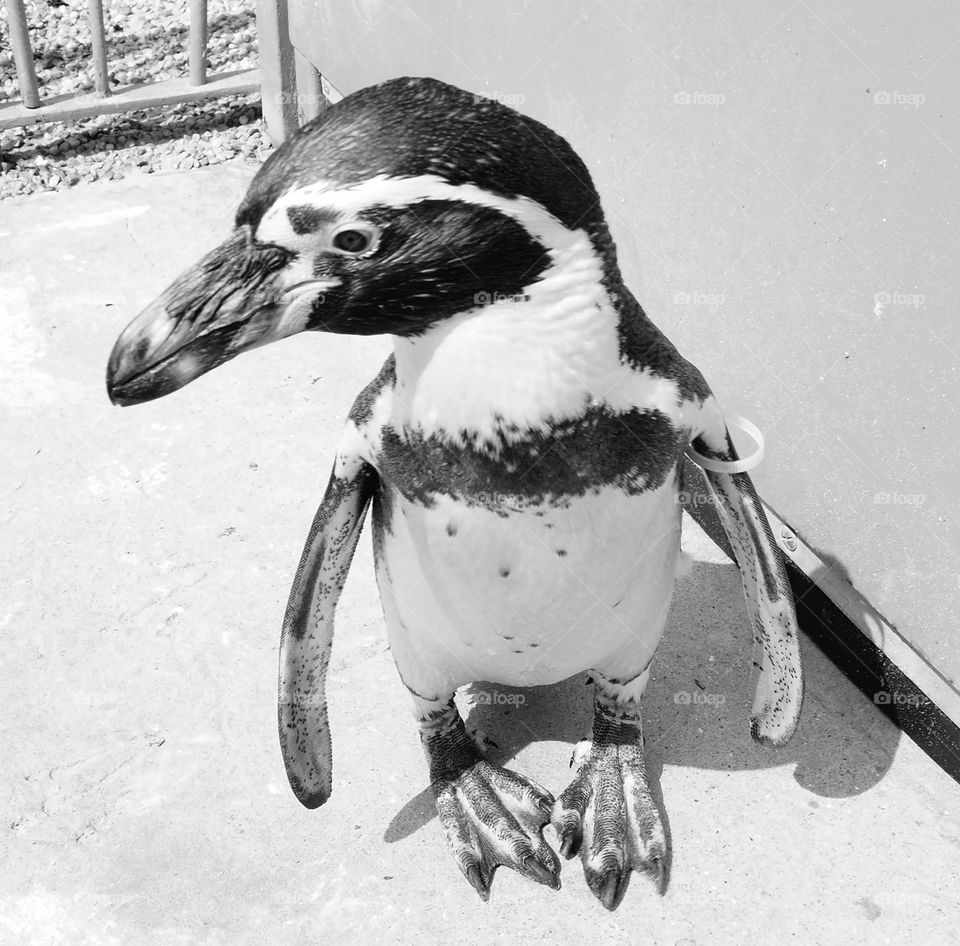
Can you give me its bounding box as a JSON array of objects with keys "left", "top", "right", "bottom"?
[{"left": 106, "top": 76, "right": 803, "bottom": 910}]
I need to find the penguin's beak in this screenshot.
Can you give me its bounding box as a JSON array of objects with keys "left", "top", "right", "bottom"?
[{"left": 106, "top": 228, "right": 328, "bottom": 406}]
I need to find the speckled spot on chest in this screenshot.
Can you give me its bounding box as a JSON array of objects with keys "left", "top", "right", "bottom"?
[{"left": 373, "top": 479, "right": 682, "bottom": 686}]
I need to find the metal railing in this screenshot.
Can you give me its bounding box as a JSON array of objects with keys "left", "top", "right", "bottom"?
[{"left": 1, "top": 0, "right": 261, "bottom": 131}]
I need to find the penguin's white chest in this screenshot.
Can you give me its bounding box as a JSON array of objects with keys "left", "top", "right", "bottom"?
[
  {"left": 358, "top": 246, "right": 691, "bottom": 695},
  {"left": 374, "top": 481, "right": 682, "bottom": 693}
]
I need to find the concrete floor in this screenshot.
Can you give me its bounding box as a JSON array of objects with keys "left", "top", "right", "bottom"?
[{"left": 2, "top": 166, "right": 959, "bottom": 945}]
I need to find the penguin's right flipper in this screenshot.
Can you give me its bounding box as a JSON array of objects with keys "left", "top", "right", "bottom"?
[
  {"left": 278, "top": 440, "right": 378, "bottom": 808},
  {"left": 690, "top": 411, "right": 804, "bottom": 747}
]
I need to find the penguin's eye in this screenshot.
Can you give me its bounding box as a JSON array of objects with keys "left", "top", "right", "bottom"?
[{"left": 331, "top": 226, "right": 377, "bottom": 255}]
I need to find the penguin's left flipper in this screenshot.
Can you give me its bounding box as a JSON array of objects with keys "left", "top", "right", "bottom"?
[
  {"left": 421, "top": 698, "right": 561, "bottom": 901},
  {"left": 278, "top": 443, "right": 378, "bottom": 807},
  {"left": 690, "top": 416, "right": 804, "bottom": 746}
]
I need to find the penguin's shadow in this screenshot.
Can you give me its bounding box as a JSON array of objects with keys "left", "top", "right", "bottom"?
[{"left": 383, "top": 559, "right": 901, "bottom": 844}]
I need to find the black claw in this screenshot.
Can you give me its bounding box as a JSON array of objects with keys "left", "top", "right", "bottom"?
[
  {"left": 598, "top": 869, "right": 623, "bottom": 911},
  {"left": 559, "top": 830, "right": 580, "bottom": 860},
  {"left": 538, "top": 796, "right": 555, "bottom": 818},
  {"left": 465, "top": 863, "right": 490, "bottom": 901},
  {"left": 523, "top": 856, "right": 559, "bottom": 889},
  {"left": 649, "top": 856, "right": 666, "bottom": 895}
]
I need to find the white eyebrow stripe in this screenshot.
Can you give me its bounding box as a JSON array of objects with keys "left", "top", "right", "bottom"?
[{"left": 256, "top": 173, "right": 576, "bottom": 250}]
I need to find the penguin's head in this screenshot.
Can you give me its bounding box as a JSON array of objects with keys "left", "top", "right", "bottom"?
[{"left": 107, "top": 76, "right": 619, "bottom": 406}]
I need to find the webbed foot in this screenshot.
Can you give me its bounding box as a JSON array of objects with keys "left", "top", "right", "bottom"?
[
  {"left": 553, "top": 690, "right": 667, "bottom": 910},
  {"left": 421, "top": 699, "right": 561, "bottom": 901}
]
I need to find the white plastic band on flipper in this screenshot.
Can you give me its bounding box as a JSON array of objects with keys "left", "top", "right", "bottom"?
[{"left": 685, "top": 415, "right": 765, "bottom": 474}]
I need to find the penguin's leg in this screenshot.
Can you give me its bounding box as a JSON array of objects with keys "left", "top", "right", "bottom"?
[
  {"left": 414, "top": 691, "right": 561, "bottom": 901},
  {"left": 552, "top": 666, "right": 666, "bottom": 911}
]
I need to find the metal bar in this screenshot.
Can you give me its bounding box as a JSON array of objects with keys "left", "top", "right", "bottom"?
[
  {"left": 189, "top": 0, "right": 208, "bottom": 86},
  {"left": 253, "top": 0, "right": 298, "bottom": 142},
  {"left": 5, "top": 0, "right": 41, "bottom": 109},
  {"left": 0, "top": 68, "right": 260, "bottom": 130},
  {"left": 294, "top": 49, "right": 323, "bottom": 126},
  {"left": 87, "top": 0, "right": 111, "bottom": 97}
]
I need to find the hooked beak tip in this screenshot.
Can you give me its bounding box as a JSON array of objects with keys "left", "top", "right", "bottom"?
[
  {"left": 106, "top": 379, "right": 137, "bottom": 407},
  {"left": 105, "top": 301, "right": 194, "bottom": 406},
  {"left": 106, "top": 334, "right": 143, "bottom": 406}
]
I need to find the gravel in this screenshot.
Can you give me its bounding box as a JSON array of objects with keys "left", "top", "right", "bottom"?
[{"left": 0, "top": 0, "right": 276, "bottom": 200}]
